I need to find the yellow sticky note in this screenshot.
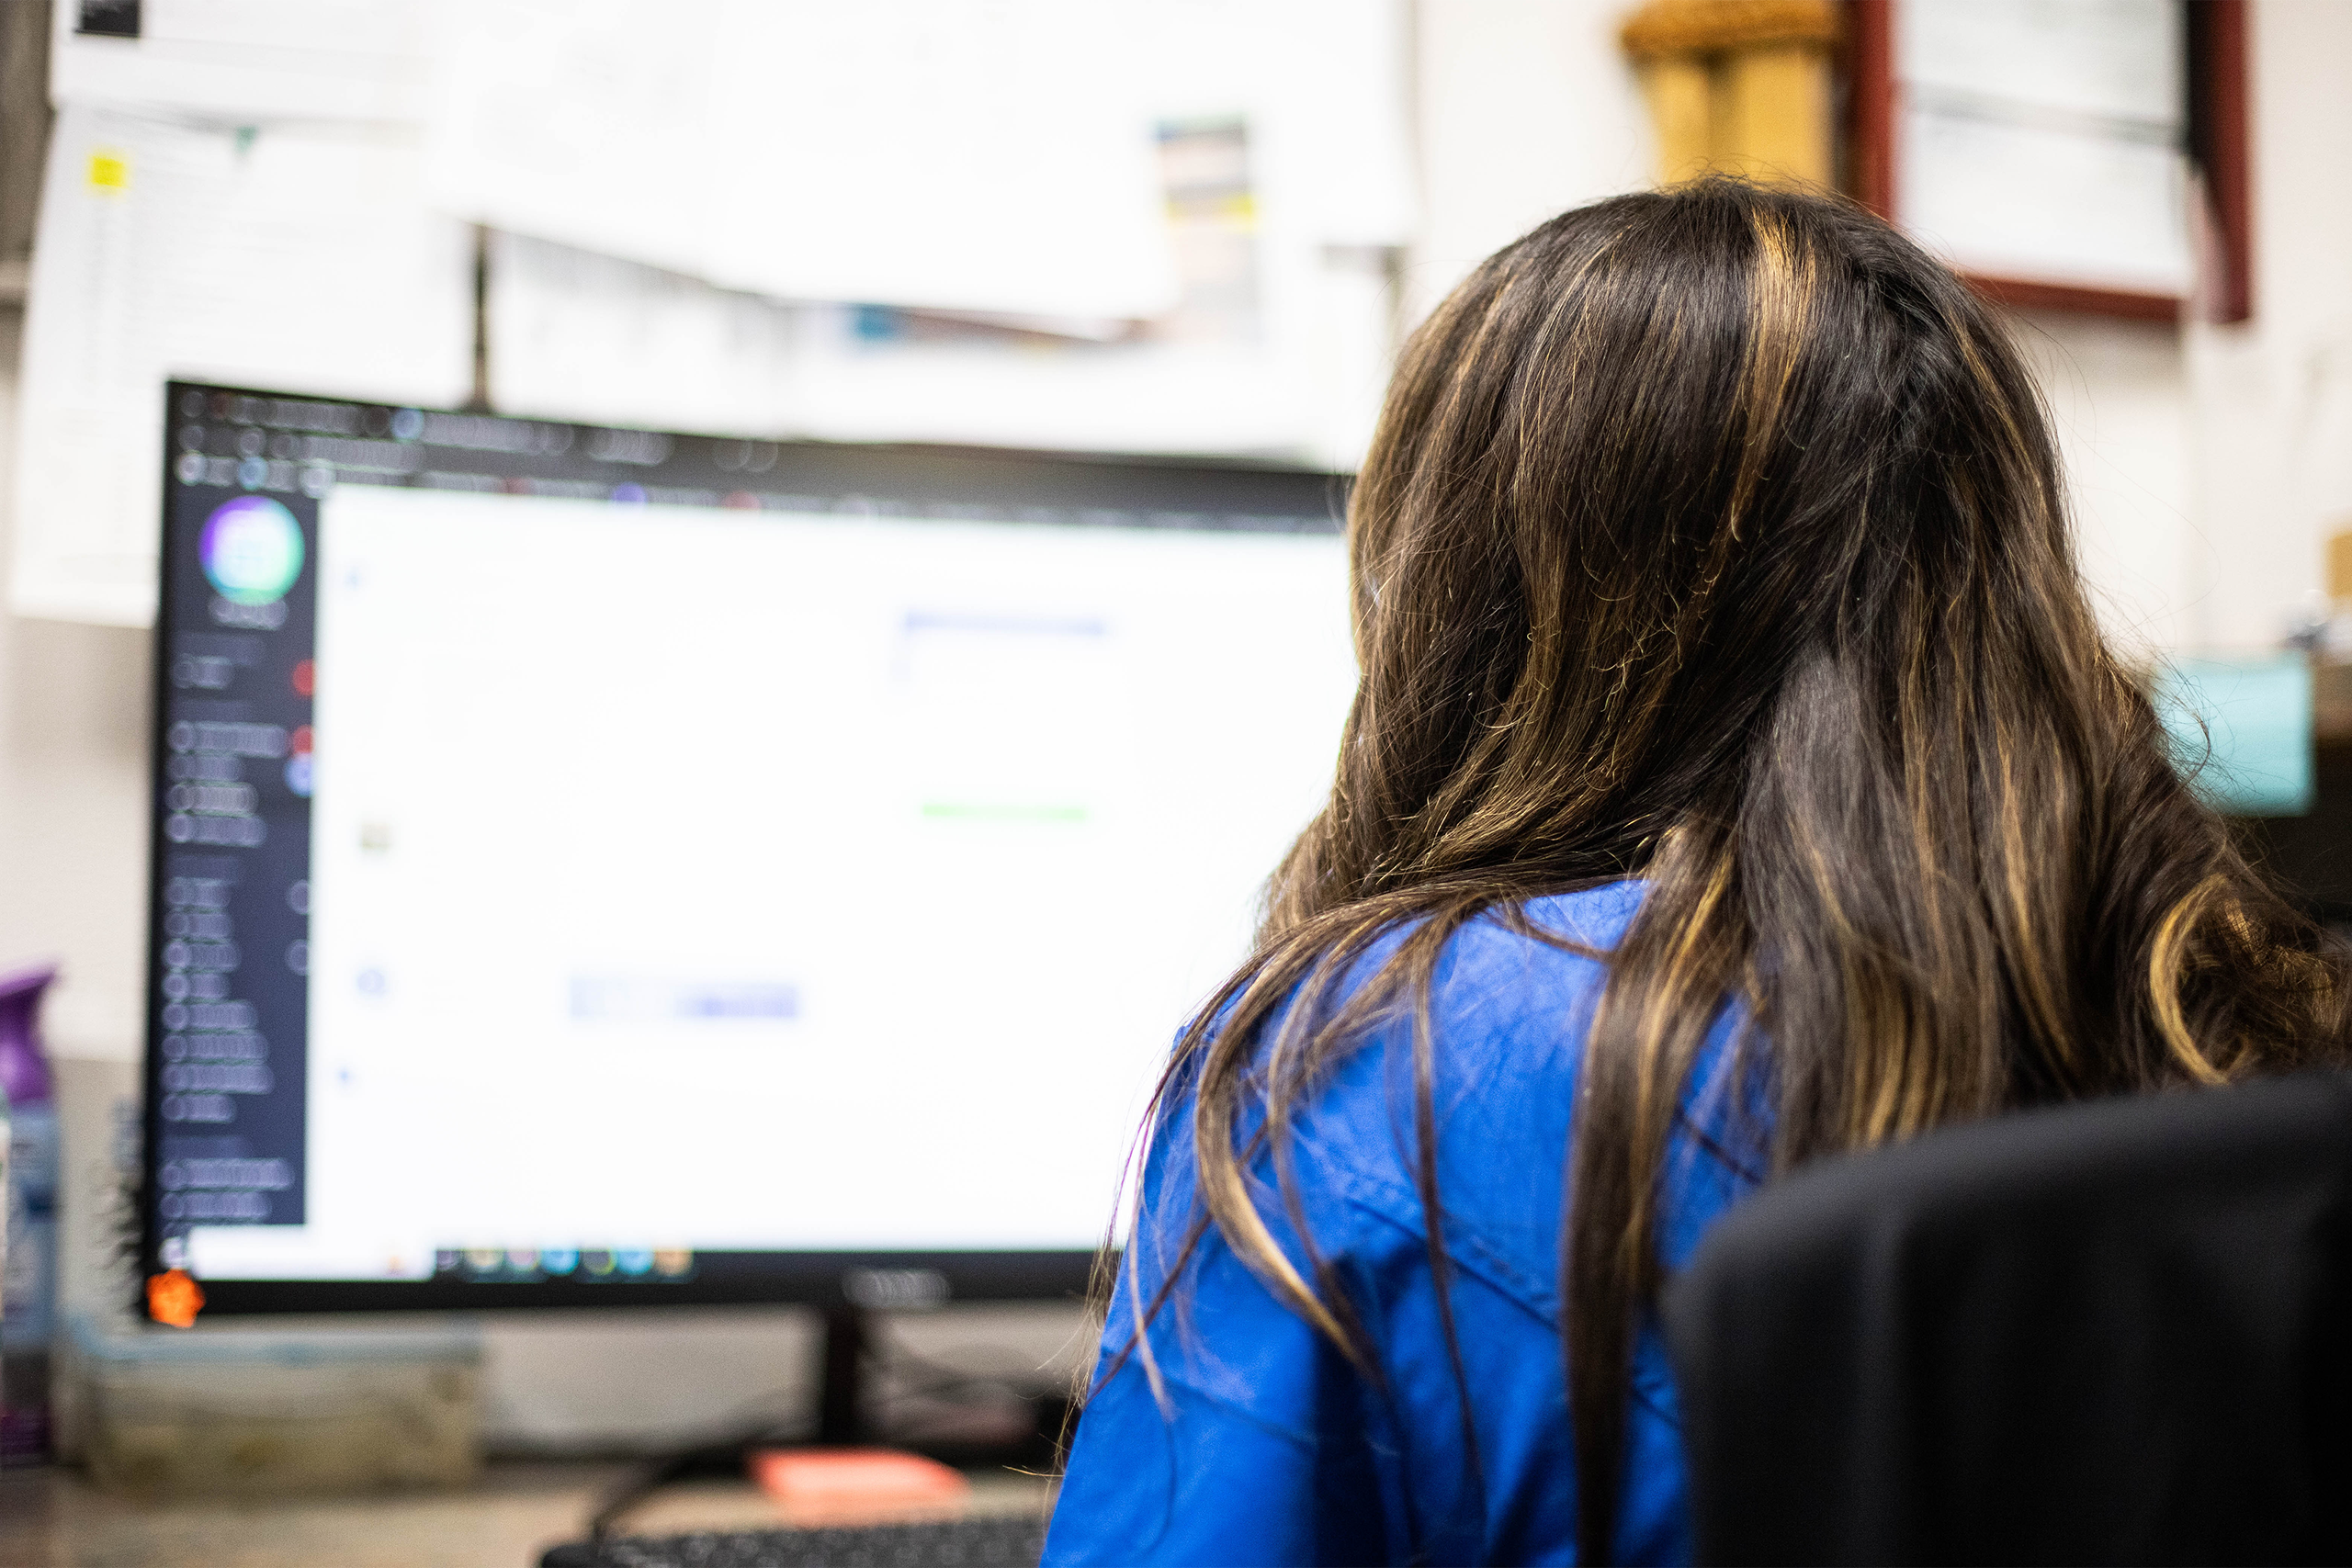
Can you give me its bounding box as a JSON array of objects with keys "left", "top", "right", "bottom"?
[{"left": 87, "top": 150, "right": 130, "bottom": 190}]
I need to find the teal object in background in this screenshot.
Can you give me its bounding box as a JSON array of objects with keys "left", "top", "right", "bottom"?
[{"left": 2154, "top": 654, "right": 2314, "bottom": 817}]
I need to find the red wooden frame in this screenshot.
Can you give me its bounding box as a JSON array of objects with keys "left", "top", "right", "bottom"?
[
  {"left": 1844, "top": 0, "right": 2252, "bottom": 323},
  {"left": 1846, "top": 0, "right": 1896, "bottom": 218},
  {"left": 2188, "top": 0, "right": 2253, "bottom": 322},
  {"left": 1969, "top": 276, "right": 2185, "bottom": 322}
]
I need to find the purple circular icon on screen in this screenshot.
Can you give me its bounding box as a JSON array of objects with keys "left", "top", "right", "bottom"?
[{"left": 199, "top": 496, "right": 304, "bottom": 605}]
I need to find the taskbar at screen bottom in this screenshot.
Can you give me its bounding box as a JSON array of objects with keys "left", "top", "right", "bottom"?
[{"left": 172, "top": 1248, "right": 1102, "bottom": 1317}]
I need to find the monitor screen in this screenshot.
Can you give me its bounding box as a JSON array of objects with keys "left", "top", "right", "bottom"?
[{"left": 145, "top": 383, "right": 1354, "bottom": 1313}]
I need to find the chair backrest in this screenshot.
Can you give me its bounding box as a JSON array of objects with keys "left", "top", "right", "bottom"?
[{"left": 1662, "top": 1072, "right": 2352, "bottom": 1566}]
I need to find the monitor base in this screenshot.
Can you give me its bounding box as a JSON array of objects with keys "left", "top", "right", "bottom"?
[{"left": 584, "top": 1303, "right": 1069, "bottom": 1540}]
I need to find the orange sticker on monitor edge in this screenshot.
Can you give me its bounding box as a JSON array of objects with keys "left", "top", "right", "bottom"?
[{"left": 147, "top": 1269, "right": 205, "bottom": 1327}]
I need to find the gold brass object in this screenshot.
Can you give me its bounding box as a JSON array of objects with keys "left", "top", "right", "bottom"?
[{"left": 1620, "top": 0, "right": 1842, "bottom": 189}]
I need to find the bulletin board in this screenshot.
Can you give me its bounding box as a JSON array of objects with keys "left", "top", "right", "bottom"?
[{"left": 1847, "top": 0, "right": 2250, "bottom": 323}]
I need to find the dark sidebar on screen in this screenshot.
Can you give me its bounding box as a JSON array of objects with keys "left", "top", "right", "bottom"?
[{"left": 146, "top": 386, "right": 321, "bottom": 1275}]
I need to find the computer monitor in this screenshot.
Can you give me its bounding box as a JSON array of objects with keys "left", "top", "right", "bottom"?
[{"left": 143, "top": 382, "right": 1354, "bottom": 1316}]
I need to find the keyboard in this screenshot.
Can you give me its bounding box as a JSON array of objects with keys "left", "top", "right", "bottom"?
[{"left": 538, "top": 1516, "right": 1048, "bottom": 1568}]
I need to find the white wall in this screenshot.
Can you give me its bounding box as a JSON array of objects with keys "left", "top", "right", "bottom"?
[
  {"left": 1410, "top": 0, "right": 1654, "bottom": 314},
  {"left": 0, "top": 310, "right": 150, "bottom": 1061},
  {"left": 2185, "top": 0, "right": 2352, "bottom": 650},
  {"left": 2016, "top": 311, "right": 2198, "bottom": 660}
]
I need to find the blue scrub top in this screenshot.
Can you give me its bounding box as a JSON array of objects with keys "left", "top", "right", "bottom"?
[{"left": 1044, "top": 882, "right": 1761, "bottom": 1566}]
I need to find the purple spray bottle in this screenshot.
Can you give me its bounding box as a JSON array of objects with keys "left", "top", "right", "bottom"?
[{"left": 0, "top": 963, "right": 60, "bottom": 1466}]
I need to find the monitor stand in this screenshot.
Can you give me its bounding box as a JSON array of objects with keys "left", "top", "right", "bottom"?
[
  {"left": 812, "top": 1302, "right": 1068, "bottom": 1462},
  {"left": 589, "top": 1301, "right": 1067, "bottom": 1538},
  {"left": 816, "top": 1303, "right": 871, "bottom": 1445}
]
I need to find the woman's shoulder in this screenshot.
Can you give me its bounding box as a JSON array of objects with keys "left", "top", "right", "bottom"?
[
  {"left": 1331, "top": 877, "right": 1645, "bottom": 1098},
  {"left": 1150, "top": 879, "right": 1749, "bottom": 1309},
  {"left": 1251, "top": 883, "right": 1644, "bottom": 1288},
  {"left": 1435, "top": 878, "right": 1645, "bottom": 1019},
  {"left": 1276, "top": 877, "right": 1751, "bottom": 1293}
]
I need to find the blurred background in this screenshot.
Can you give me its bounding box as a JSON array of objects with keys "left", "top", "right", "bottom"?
[{"left": 0, "top": 0, "right": 2346, "bottom": 1480}]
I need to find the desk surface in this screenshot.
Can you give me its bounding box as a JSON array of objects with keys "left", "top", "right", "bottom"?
[{"left": 0, "top": 1461, "right": 1057, "bottom": 1568}]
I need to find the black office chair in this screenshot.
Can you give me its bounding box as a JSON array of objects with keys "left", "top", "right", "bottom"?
[{"left": 1662, "top": 1072, "right": 2352, "bottom": 1566}]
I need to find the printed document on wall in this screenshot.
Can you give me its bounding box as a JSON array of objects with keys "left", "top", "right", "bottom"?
[
  {"left": 428, "top": 0, "right": 1177, "bottom": 320},
  {"left": 484, "top": 231, "right": 804, "bottom": 435},
  {"left": 12, "top": 107, "right": 472, "bottom": 626}
]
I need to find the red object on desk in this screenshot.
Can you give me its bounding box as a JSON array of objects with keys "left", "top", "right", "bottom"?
[
  {"left": 747, "top": 1448, "right": 970, "bottom": 1524},
  {"left": 145, "top": 1270, "right": 204, "bottom": 1328}
]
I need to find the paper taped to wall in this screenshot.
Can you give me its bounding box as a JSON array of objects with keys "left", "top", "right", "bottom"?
[
  {"left": 481, "top": 0, "right": 1411, "bottom": 466},
  {"left": 11, "top": 106, "right": 472, "bottom": 626},
  {"left": 485, "top": 231, "right": 805, "bottom": 437},
  {"left": 429, "top": 0, "right": 1180, "bottom": 321}
]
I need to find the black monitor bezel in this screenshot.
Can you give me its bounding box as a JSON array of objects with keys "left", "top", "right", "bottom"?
[{"left": 143, "top": 379, "right": 1345, "bottom": 1319}]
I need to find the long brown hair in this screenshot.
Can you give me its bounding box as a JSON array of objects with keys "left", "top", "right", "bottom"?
[{"left": 1112, "top": 180, "right": 2349, "bottom": 1562}]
